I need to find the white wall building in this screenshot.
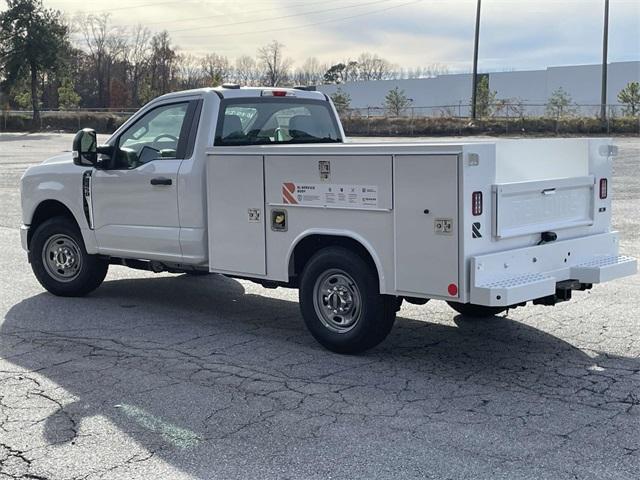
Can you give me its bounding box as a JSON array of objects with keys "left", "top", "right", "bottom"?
[{"left": 317, "top": 61, "right": 640, "bottom": 115}]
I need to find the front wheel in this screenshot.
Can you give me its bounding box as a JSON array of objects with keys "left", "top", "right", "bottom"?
[
  {"left": 299, "top": 247, "right": 396, "bottom": 354},
  {"left": 30, "top": 216, "right": 109, "bottom": 297},
  {"left": 447, "top": 302, "right": 506, "bottom": 317}
]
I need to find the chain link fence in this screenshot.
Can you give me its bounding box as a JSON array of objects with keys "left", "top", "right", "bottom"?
[
  {"left": 2, "top": 104, "right": 639, "bottom": 135},
  {"left": 1, "top": 108, "right": 137, "bottom": 133},
  {"left": 340, "top": 103, "right": 640, "bottom": 136}
]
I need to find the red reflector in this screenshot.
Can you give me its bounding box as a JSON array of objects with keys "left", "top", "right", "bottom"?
[
  {"left": 472, "top": 191, "right": 483, "bottom": 216},
  {"left": 599, "top": 178, "right": 608, "bottom": 199},
  {"left": 447, "top": 283, "right": 458, "bottom": 296},
  {"left": 272, "top": 91, "right": 287, "bottom": 97}
]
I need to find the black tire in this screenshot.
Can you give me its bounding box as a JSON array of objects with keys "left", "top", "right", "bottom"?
[
  {"left": 447, "top": 301, "right": 506, "bottom": 317},
  {"left": 29, "top": 216, "right": 108, "bottom": 297},
  {"left": 299, "top": 246, "right": 396, "bottom": 354},
  {"left": 184, "top": 270, "right": 211, "bottom": 276}
]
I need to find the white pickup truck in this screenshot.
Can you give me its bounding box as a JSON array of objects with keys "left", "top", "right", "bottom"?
[{"left": 20, "top": 86, "right": 637, "bottom": 353}]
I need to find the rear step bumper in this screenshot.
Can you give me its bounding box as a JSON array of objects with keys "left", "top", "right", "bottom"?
[{"left": 470, "top": 232, "right": 637, "bottom": 307}]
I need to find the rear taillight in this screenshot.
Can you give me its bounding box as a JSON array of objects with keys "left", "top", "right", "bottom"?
[
  {"left": 472, "top": 191, "right": 483, "bottom": 216},
  {"left": 599, "top": 178, "right": 608, "bottom": 199}
]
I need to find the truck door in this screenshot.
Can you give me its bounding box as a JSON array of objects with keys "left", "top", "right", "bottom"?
[
  {"left": 207, "top": 154, "right": 266, "bottom": 275},
  {"left": 92, "top": 101, "right": 198, "bottom": 261},
  {"left": 394, "top": 155, "right": 459, "bottom": 298}
]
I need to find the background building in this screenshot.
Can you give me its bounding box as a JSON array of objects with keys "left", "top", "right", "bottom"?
[{"left": 318, "top": 61, "right": 640, "bottom": 116}]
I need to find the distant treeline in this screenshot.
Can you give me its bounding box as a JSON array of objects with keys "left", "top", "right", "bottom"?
[{"left": 0, "top": 0, "right": 449, "bottom": 124}]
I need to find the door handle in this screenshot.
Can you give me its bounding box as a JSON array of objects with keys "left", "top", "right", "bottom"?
[{"left": 150, "top": 177, "right": 172, "bottom": 186}]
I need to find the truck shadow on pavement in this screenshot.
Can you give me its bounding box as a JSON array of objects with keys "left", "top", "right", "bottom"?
[{"left": 2, "top": 273, "right": 639, "bottom": 478}]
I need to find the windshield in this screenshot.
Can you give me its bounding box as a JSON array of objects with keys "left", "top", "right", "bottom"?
[{"left": 215, "top": 98, "right": 341, "bottom": 146}]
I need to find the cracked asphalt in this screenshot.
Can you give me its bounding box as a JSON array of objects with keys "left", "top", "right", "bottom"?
[{"left": 0, "top": 133, "right": 638, "bottom": 480}]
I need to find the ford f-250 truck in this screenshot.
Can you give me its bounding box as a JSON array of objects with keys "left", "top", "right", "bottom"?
[{"left": 20, "top": 86, "right": 637, "bottom": 353}]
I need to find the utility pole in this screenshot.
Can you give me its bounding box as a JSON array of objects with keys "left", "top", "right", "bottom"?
[
  {"left": 471, "top": 0, "right": 482, "bottom": 120},
  {"left": 600, "top": 0, "right": 610, "bottom": 121}
]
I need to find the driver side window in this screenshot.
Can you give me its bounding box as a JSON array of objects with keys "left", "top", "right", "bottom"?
[{"left": 116, "top": 102, "right": 189, "bottom": 169}]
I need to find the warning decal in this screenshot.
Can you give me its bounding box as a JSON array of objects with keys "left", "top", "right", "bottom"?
[{"left": 281, "top": 183, "right": 378, "bottom": 208}]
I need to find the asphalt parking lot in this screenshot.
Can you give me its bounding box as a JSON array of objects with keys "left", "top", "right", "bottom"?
[{"left": 0, "top": 133, "right": 638, "bottom": 480}]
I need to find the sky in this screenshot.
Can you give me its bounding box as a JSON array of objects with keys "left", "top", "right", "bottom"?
[{"left": 5, "top": 0, "right": 640, "bottom": 72}]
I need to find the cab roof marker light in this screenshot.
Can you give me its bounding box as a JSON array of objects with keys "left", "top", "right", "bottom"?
[{"left": 261, "top": 90, "right": 295, "bottom": 97}]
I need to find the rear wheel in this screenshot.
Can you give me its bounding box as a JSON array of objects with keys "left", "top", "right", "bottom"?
[
  {"left": 447, "top": 302, "right": 506, "bottom": 317},
  {"left": 184, "top": 270, "right": 211, "bottom": 276},
  {"left": 30, "top": 216, "right": 108, "bottom": 297},
  {"left": 299, "top": 247, "right": 396, "bottom": 354}
]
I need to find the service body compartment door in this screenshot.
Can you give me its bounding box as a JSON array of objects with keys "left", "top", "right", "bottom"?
[
  {"left": 207, "top": 154, "right": 266, "bottom": 275},
  {"left": 394, "top": 155, "right": 459, "bottom": 297}
]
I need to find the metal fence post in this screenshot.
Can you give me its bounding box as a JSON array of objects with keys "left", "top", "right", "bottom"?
[
  {"left": 367, "top": 107, "right": 371, "bottom": 136},
  {"left": 506, "top": 105, "right": 510, "bottom": 135},
  {"left": 410, "top": 107, "right": 414, "bottom": 136}
]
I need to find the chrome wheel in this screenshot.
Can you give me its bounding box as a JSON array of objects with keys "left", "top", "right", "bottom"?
[
  {"left": 42, "top": 234, "right": 83, "bottom": 282},
  {"left": 312, "top": 269, "right": 362, "bottom": 333}
]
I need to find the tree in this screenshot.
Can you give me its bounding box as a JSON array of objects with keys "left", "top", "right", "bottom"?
[
  {"left": 257, "top": 40, "right": 292, "bottom": 87},
  {"left": 148, "top": 31, "right": 177, "bottom": 96},
  {"left": 330, "top": 88, "right": 351, "bottom": 114},
  {"left": 324, "top": 63, "right": 347, "bottom": 84},
  {"left": 201, "top": 53, "right": 230, "bottom": 87},
  {"left": 423, "top": 63, "right": 449, "bottom": 78},
  {"left": 357, "top": 52, "right": 392, "bottom": 81},
  {"left": 78, "top": 13, "right": 127, "bottom": 108},
  {"left": 293, "top": 57, "right": 325, "bottom": 86},
  {"left": 177, "top": 54, "right": 204, "bottom": 90},
  {"left": 618, "top": 81, "right": 640, "bottom": 117},
  {"left": 545, "top": 87, "right": 575, "bottom": 118},
  {"left": 234, "top": 55, "right": 257, "bottom": 86},
  {"left": 475, "top": 75, "right": 497, "bottom": 118},
  {"left": 124, "top": 25, "right": 151, "bottom": 107},
  {"left": 384, "top": 87, "right": 411, "bottom": 116},
  {"left": 323, "top": 61, "right": 358, "bottom": 84},
  {"left": 57, "top": 78, "right": 80, "bottom": 109},
  {"left": 0, "top": 0, "right": 69, "bottom": 125}
]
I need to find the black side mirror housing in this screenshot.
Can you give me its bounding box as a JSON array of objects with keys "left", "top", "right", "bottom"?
[{"left": 72, "top": 128, "right": 97, "bottom": 166}]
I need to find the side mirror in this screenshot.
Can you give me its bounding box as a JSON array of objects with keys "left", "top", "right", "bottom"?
[{"left": 72, "top": 128, "right": 97, "bottom": 166}]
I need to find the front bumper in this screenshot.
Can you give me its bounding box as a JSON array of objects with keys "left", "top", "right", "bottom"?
[{"left": 470, "top": 232, "right": 637, "bottom": 307}]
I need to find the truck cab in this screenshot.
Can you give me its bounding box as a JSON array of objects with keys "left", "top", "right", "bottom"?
[{"left": 20, "top": 86, "right": 637, "bottom": 353}]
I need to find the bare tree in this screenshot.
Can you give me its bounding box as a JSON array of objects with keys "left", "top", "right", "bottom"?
[
  {"left": 177, "top": 54, "right": 204, "bottom": 90},
  {"left": 357, "top": 53, "right": 392, "bottom": 81},
  {"left": 124, "top": 24, "right": 151, "bottom": 106},
  {"left": 78, "top": 13, "right": 126, "bottom": 107},
  {"left": 408, "top": 67, "right": 422, "bottom": 79},
  {"left": 423, "top": 63, "right": 449, "bottom": 78},
  {"left": 201, "top": 53, "right": 230, "bottom": 86},
  {"left": 293, "top": 57, "right": 326, "bottom": 86},
  {"left": 257, "top": 40, "right": 292, "bottom": 87},
  {"left": 234, "top": 55, "right": 257, "bottom": 85}
]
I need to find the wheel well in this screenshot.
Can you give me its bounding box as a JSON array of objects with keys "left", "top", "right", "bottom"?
[
  {"left": 28, "top": 200, "right": 78, "bottom": 247},
  {"left": 289, "top": 234, "right": 379, "bottom": 287}
]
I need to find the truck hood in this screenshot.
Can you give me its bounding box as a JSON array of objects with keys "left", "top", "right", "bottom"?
[
  {"left": 21, "top": 152, "right": 81, "bottom": 182},
  {"left": 42, "top": 152, "right": 74, "bottom": 165}
]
